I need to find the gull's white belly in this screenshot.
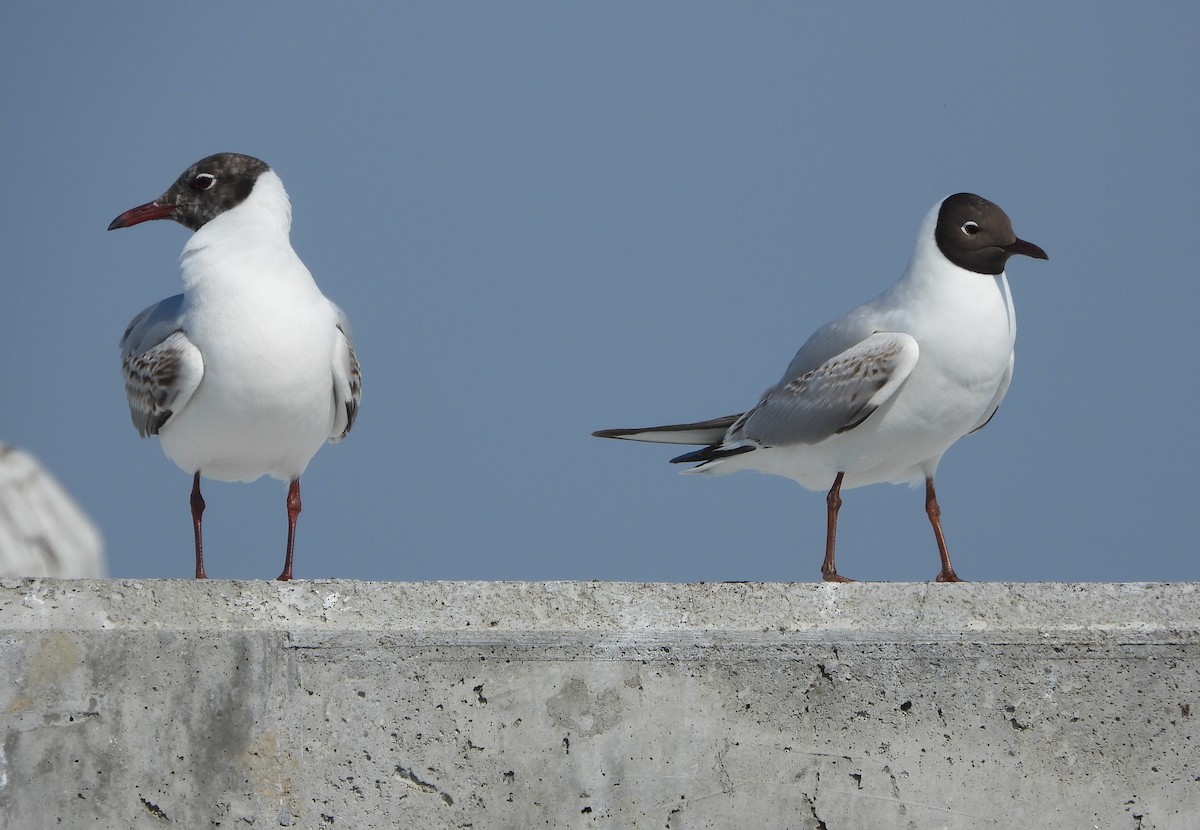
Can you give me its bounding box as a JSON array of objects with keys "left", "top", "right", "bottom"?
[{"left": 160, "top": 310, "right": 337, "bottom": 482}]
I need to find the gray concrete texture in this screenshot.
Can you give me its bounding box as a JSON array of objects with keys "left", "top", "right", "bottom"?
[{"left": 0, "top": 579, "right": 1197, "bottom": 829}]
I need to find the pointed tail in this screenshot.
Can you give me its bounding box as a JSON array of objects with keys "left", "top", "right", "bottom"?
[{"left": 592, "top": 414, "right": 741, "bottom": 447}]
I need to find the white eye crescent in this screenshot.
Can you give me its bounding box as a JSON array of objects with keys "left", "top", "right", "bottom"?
[
  {"left": 961, "top": 220, "right": 980, "bottom": 236},
  {"left": 191, "top": 173, "right": 216, "bottom": 192}
]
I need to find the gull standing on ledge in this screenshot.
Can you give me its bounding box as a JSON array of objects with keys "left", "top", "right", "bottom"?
[
  {"left": 594, "top": 193, "right": 1046, "bottom": 582},
  {"left": 110, "top": 153, "right": 361, "bottom": 580}
]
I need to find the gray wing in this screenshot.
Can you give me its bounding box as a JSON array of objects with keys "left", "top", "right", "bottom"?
[
  {"left": 118, "top": 294, "right": 204, "bottom": 437},
  {"left": 734, "top": 331, "right": 920, "bottom": 446},
  {"left": 968, "top": 350, "right": 1013, "bottom": 434},
  {"left": 776, "top": 304, "right": 885, "bottom": 382},
  {"left": 329, "top": 304, "right": 361, "bottom": 442}
]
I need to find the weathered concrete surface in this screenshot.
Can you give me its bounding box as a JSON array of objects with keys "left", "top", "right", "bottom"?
[{"left": 0, "top": 580, "right": 1197, "bottom": 829}]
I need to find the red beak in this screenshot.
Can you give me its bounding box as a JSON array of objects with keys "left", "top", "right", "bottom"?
[{"left": 108, "top": 200, "right": 175, "bottom": 230}]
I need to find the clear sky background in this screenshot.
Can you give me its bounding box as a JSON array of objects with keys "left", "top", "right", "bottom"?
[{"left": 2, "top": 4, "right": 1197, "bottom": 583}]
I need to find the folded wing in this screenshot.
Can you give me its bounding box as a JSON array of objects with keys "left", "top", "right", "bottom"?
[
  {"left": 119, "top": 294, "right": 204, "bottom": 437},
  {"left": 329, "top": 304, "right": 362, "bottom": 442},
  {"left": 595, "top": 332, "right": 921, "bottom": 469},
  {"left": 734, "top": 331, "right": 920, "bottom": 447}
]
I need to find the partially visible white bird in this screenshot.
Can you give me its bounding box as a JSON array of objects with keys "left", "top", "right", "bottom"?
[
  {"left": 110, "top": 153, "right": 361, "bottom": 580},
  {"left": 0, "top": 444, "right": 105, "bottom": 578},
  {"left": 595, "top": 193, "right": 1047, "bottom": 582}
]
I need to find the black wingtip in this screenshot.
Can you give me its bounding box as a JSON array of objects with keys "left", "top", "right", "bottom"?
[
  {"left": 593, "top": 428, "right": 635, "bottom": 439},
  {"left": 670, "top": 444, "right": 755, "bottom": 465},
  {"left": 593, "top": 415, "right": 742, "bottom": 441}
]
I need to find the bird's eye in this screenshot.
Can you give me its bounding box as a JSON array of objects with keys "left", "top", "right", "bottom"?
[
  {"left": 190, "top": 173, "right": 216, "bottom": 192},
  {"left": 961, "top": 220, "right": 980, "bottom": 236}
]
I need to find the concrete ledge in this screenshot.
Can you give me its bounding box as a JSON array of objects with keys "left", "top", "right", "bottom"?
[{"left": 2, "top": 580, "right": 1197, "bottom": 828}]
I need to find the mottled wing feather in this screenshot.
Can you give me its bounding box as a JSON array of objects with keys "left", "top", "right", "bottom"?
[
  {"left": 119, "top": 295, "right": 204, "bottom": 437},
  {"left": 735, "top": 331, "right": 919, "bottom": 446},
  {"left": 329, "top": 306, "right": 361, "bottom": 442}
]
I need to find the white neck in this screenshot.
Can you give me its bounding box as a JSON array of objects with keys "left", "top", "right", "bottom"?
[
  {"left": 898, "top": 199, "right": 953, "bottom": 289},
  {"left": 182, "top": 169, "right": 293, "bottom": 255},
  {"left": 176, "top": 170, "right": 317, "bottom": 301}
]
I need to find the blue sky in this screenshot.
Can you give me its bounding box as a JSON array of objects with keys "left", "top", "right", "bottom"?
[{"left": 2, "top": 4, "right": 1197, "bottom": 582}]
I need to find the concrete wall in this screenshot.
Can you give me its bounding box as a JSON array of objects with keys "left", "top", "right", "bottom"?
[{"left": 1, "top": 579, "right": 1197, "bottom": 829}]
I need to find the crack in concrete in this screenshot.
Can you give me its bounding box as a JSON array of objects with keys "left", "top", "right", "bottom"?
[
  {"left": 714, "top": 741, "right": 735, "bottom": 794},
  {"left": 805, "top": 770, "right": 829, "bottom": 830},
  {"left": 395, "top": 765, "right": 454, "bottom": 806},
  {"left": 139, "top": 797, "right": 170, "bottom": 821},
  {"left": 4, "top": 710, "right": 101, "bottom": 733}
]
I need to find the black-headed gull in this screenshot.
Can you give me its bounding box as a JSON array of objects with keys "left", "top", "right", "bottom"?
[
  {"left": 110, "top": 153, "right": 361, "bottom": 581},
  {"left": 594, "top": 193, "right": 1047, "bottom": 582}
]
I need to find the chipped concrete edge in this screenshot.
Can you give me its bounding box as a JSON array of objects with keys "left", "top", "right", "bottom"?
[{"left": 1, "top": 579, "right": 1196, "bottom": 640}]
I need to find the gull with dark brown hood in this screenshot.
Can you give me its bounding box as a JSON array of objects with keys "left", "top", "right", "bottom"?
[
  {"left": 595, "top": 193, "right": 1047, "bottom": 582},
  {"left": 111, "top": 153, "right": 361, "bottom": 580}
]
